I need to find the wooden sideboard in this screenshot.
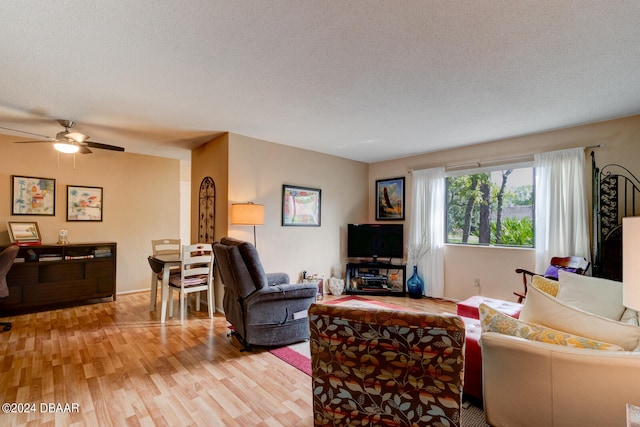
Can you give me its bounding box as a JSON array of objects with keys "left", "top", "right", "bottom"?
[{"left": 0, "top": 242, "right": 116, "bottom": 312}]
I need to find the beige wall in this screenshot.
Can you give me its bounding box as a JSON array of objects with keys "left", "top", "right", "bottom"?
[
  {"left": 192, "top": 133, "right": 368, "bottom": 311},
  {"left": 191, "top": 133, "right": 229, "bottom": 244},
  {"left": 191, "top": 133, "right": 229, "bottom": 310},
  {"left": 5, "top": 114, "right": 637, "bottom": 306},
  {"left": 0, "top": 134, "right": 181, "bottom": 295},
  {"left": 369, "top": 115, "right": 640, "bottom": 301},
  {"left": 228, "top": 133, "right": 368, "bottom": 281}
]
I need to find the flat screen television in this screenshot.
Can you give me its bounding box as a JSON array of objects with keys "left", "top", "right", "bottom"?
[{"left": 347, "top": 224, "right": 404, "bottom": 261}]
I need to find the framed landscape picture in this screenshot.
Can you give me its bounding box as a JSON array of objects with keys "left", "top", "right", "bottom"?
[
  {"left": 376, "top": 177, "right": 405, "bottom": 220},
  {"left": 67, "top": 185, "right": 103, "bottom": 221},
  {"left": 282, "top": 184, "right": 321, "bottom": 226},
  {"left": 11, "top": 175, "right": 56, "bottom": 216},
  {"left": 7, "top": 221, "right": 42, "bottom": 243}
]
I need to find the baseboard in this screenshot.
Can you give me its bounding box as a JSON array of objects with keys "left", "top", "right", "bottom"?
[{"left": 119, "top": 289, "right": 225, "bottom": 314}]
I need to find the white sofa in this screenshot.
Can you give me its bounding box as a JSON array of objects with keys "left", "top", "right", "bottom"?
[
  {"left": 480, "top": 271, "right": 640, "bottom": 427},
  {"left": 482, "top": 332, "right": 640, "bottom": 427}
]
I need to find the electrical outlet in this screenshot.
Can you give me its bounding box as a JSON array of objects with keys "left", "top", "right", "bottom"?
[{"left": 474, "top": 278, "right": 480, "bottom": 287}]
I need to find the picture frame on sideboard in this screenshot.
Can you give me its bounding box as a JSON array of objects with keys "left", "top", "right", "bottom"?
[{"left": 7, "top": 221, "right": 42, "bottom": 244}]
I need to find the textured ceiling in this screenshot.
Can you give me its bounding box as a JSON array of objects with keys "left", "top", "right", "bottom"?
[{"left": 1, "top": 1, "right": 639, "bottom": 162}]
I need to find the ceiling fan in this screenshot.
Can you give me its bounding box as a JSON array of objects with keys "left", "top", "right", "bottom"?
[{"left": 7, "top": 119, "right": 125, "bottom": 154}]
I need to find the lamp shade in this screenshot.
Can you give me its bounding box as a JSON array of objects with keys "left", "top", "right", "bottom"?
[
  {"left": 230, "top": 203, "right": 264, "bottom": 226},
  {"left": 623, "top": 216, "right": 640, "bottom": 311},
  {"left": 54, "top": 142, "right": 80, "bottom": 154}
]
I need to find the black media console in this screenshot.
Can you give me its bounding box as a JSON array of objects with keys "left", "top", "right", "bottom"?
[{"left": 345, "top": 261, "right": 406, "bottom": 296}]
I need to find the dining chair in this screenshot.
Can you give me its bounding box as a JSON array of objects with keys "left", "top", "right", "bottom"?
[
  {"left": 167, "top": 243, "right": 214, "bottom": 324},
  {"left": 149, "top": 238, "right": 181, "bottom": 311}
]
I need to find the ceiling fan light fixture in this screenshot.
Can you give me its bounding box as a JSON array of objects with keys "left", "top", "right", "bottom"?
[
  {"left": 10, "top": 118, "right": 124, "bottom": 154},
  {"left": 54, "top": 142, "right": 80, "bottom": 154}
]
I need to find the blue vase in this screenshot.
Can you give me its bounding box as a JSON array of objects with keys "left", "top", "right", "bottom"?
[{"left": 407, "top": 265, "right": 424, "bottom": 299}]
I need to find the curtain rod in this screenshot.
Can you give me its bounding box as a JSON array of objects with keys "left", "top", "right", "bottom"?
[{"left": 408, "top": 143, "right": 603, "bottom": 173}]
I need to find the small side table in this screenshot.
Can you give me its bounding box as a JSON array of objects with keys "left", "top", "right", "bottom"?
[{"left": 303, "top": 277, "right": 324, "bottom": 300}]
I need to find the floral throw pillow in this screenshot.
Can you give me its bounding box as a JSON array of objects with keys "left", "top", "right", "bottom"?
[{"left": 479, "top": 303, "right": 623, "bottom": 351}]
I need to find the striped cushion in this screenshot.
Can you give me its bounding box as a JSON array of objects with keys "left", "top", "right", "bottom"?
[{"left": 169, "top": 275, "right": 208, "bottom": 287}]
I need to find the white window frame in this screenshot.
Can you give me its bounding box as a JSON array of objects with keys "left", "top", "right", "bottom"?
[{"left": 445, "top": 162, "right": 535, "bottom": 248}]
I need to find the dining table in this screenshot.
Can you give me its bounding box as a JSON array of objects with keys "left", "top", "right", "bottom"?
[{"left": 148, "top": 253, "right": 181, "bottom": 323}]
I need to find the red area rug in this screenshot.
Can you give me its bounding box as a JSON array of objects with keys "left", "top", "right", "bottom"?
[{"left": 268, "top": 296, "right": 408, "bottom": 375}]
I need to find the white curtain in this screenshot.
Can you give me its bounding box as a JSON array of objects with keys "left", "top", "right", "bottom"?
[
  {"left": 408, "top": 167, "right": 445, "bottom": 297},
  {"left": 534, "top": 148, "right": 591, "bottom": 273}
]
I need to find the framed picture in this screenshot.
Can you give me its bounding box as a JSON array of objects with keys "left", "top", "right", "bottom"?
[
  {"left": 11, "top": 175, "right": 56, "bottom": 216},
  {"left": 67, "top": 185, "right": 103, "bottom": 221},
  {"left": 376, "top": 177, "right": 405, "bottom": 220},
  {"left": 282, "top": 184, "right": 321, "bottom": 226},
  {"left": 7, "top": 221, "right": 42, "bottom": 243}
]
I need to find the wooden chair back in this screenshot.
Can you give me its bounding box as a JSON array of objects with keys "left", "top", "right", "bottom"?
[
  {"left": 151, "top": 239, "right": 181, "bottom": 256},
  {"left": 167, "top": 243, "right": 214, "bottom": 323},
  {"left": 548, "top": 256, "right": 590, "bottom": 273},
  {"left": 149, "top": 239, "right": 181, "bottom": 313},
  {"left": 514, "top": 256, "right": 590, "bottom": 303}
]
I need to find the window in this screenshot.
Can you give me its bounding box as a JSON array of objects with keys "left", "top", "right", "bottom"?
[{"left": 446, "top": 165, "right": 534, "bottom": 247}]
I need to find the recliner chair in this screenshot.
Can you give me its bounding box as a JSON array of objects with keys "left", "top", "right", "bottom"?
[
  {"left": 0, "top": 245, "right": 20, "bottom": 331},
  {"left": 213, "top": 237, "right": 318, "bottom": 350}
]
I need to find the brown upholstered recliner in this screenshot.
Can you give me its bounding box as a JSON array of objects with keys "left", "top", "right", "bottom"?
[
  {"left": 309, "top": 303, "right": 466, "bottom": 426},
  {"left": 213, "top": 237, "right": 317, "bottom": 350}
]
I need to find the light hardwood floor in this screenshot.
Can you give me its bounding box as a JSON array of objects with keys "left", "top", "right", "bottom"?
[{"left": 0, "top": 292, "right": 456, "bottom": 426}]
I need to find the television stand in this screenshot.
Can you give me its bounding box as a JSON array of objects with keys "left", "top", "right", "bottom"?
[{"left": 345, "top": 261, "right": 406, "bottom": 296}]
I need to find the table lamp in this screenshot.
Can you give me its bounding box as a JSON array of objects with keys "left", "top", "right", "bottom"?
[
  {"left": 623, "top": 216, "right": 640, "bottom": 311},
  {"left": 231, "top": 202, "right": 265, "bottom": 247}
]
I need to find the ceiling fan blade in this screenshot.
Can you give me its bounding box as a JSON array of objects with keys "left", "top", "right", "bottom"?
[
  {"left": 86, "top": 141, "right": 125, "bottom": 152},
  {"left": 5, "top": 120, "right": 125, "bottom": 154},
  {"left": 65, "top": 131, "right": 89, "bottom": 143},
  {"left": 13, "top": 139, "right": 51, "bottom": 144},
  {"left": 0, "top": 125, "right": 51, "bottom": 139}
]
